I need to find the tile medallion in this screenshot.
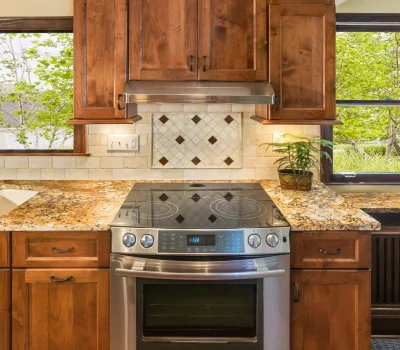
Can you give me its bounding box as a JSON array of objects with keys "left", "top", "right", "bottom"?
[{"left": 152, "top": 113, "right": 243, "bottom": 168}]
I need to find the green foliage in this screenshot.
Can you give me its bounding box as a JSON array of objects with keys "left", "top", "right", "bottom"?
[
  {"left": 334, "top": 150, "right": 400, "bottom": 173},
  {"left": 0, "top": 33, "right": 73, "bottom": 149},
  {"left": 363, "top": 145, "right": 387, "bottom": 156},
  {"left": 261, "top": 134, "right": 334, "bottom": 176}
]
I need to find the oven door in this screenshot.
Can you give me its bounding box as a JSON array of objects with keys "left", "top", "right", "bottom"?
[{"left": 110, "top": 254, "right": 289, "bottom": 350}]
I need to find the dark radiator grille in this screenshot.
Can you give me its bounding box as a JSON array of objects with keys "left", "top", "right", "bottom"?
[{"left": 372, "top": 235, "right": 400, "bottom": 305}]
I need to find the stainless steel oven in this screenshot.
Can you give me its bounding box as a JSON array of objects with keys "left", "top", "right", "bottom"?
[{"left": 110, "top": 229, "right": 290, "bottom": 350}]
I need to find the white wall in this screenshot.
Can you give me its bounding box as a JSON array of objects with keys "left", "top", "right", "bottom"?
[
  {"left": 337, "top": 0, "right": 400, "bottom": 13},
  {"left": 0, "top": 0, "right": 72, "bottom": 16}
]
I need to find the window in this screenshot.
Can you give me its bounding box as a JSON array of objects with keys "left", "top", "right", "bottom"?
[
  {"left": 322, "top": 14, "right": 400, "bottom": 184},
  {"left": 0, "top": 17, "right": 86, "bottom": 155}
]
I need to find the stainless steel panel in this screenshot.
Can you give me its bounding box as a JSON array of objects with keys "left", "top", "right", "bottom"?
[{"left": 124, "top": 81, "right": 275, "bottom": 105}]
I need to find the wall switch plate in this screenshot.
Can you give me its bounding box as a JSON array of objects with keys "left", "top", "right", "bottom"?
[{"left": 108, "top": 134, "right": 139, "bottom": 151}]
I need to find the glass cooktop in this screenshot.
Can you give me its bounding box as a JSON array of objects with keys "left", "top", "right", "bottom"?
[{"left": 111, "top": 183, "right": 289, "bottom": 229}]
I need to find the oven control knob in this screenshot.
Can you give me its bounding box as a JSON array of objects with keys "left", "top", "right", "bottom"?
[
  {"left": 140, "top": 234, "right": 154, "bottom": 248},
  {"left": 266, "top": 234, "right": 280, "bottom": 248},
  {"left": 122, "top": 233, "right": 136, "bottom": 248},
  {"left": 248, "top": 234, "right": 261, "bottom": 249}
]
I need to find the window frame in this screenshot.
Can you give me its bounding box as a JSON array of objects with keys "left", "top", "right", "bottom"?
[
  {"left": 0, "top": 17, "right": 87, "bottom": 156},
  {"left": 321, "top": 13, "right": 400, "bottom": 184}
]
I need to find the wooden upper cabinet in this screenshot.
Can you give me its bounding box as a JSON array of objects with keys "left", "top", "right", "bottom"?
[
  {"left": 269, "top": 5, "right": 336, "bottom": 121},
  {"left": 291, "top": 270, "right": 371, "bottom": 350},
  {"left": 129, "top": 0, "right": 198, "bottom": 81},
  {"left": 198, "top": 0, "right": 267, "bottom": 81},
  {"left": 74, "top": 0, "right": 127, "bottom": 120},
  {"left": 12, "top": 269, "right": 109, "bottom": 350}
]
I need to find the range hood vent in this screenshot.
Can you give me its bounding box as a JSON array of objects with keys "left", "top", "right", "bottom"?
[{"left": 124, "top": 81, "right": 275, "bottom": 105}]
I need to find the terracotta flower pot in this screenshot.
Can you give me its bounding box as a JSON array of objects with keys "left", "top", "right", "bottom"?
[{"left": 278, "top": 169, "right": 313, "bottom": 191}]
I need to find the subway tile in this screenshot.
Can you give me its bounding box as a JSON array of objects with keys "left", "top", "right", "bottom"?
[
  {"left": 76, "top": 157, "right": 101, "bottom": 169},
  {"left": 207, "top": 104, "right": 232, "bottom": 113},
  {"left": 124, "top": 157, "right": 148, "bottom": 169},
  {"left": 53, "top": 157, "right": 76, "bottom": 169},
  {"left": 243, "top": 146, "right": 257, "bottom": 157},
  {"left": 159, "top": 104, "right": 184, "bottom": 113},
  {"left": 89, "top": 124, "right": 109, "bottom": 134},
  {"left": 136, "top": 124, "right": 151, "bottom": 135},
  {"left": 135, "top": 169, "right": 162, "bottom": 180},
  {"left": 100, "top": 157, "right": 123, "bottom": 169},
  {"left": 88, "top": 169, "right": 112, "bottom": 180},
  {"left": 232, "top": 104, "right": 255, "bottom": 113},
  {"left": 303, "top": 125, "right": 321, "bottom": 135},
  {"left": 88, "top": 146, "right": 110, "bottom": 157},
  {"left": 88, "top": 134, "right": 101, "bottom": 146},
  {"left": 139, "top": 135, "right": 148, "bottom": 146},
  {"left": 5, "top": 157, "right": 29, "bottom": 169},
  {"left": 0, "top": 157, "right": 4, "bottom": 168},
  {"left": 29, "top": 157, "right": 52, "bottom": 169},
  {"left": 183, "top": 104, "right": 208, "bottom": 113},
  {"left": 137, "top": 103, "right": 161, "bottom": 113},
  {"left": 135, "top": 113, "right": 149, "bottom": 124},
  {"left": 41, "top": 169, "right": 65, "bottom": 180},
  {"left": 100, "top": 134, "right": 108, "bottom": 146},
  {"left": 112, "top": 169, "right": 136, "bottom": 180},
  {"left": 0, "top": 169, "right": 17, "bottom": 180},
  {"left": 255, "top": 168, "right": 279, "bottom": 180},
  {"left": 231, "top": 168, "right": 256, "bottom": 180},
  {"left": 17, "top": 169, "right": 41, "bottom": 180},
  {"left": 65, "top": 169, "right": 89, "bottom": 180}
]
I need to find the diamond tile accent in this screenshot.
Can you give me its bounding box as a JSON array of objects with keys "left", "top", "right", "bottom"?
[
  {"left": 191, "top": 157, "right": 201, "bottom": 166},
  {"left": 175, "top": 215, "right": 185, "bottom": 224},
  {"left": 175, "top": 136, "right": 185, "bottom": 144},
  {"left": 159, "top": 115, "right": 169, "bottom": 124},
  {"left": 208, "top": 136, "right": 217, "bottom": 145},
  {"left": 191, "top": 193, "right": 201, "bottom": 202},
  {"left": 159, "top": 157, "right": 169, "bottom": 166},
  {"left": 224, "top": 157, "right": 234, "bottom": 166},
  {"left": 208, "top": 214, "right": 217, "bottom": 223},
  {"left": 159, "top": 193, "right": 169, "bottom": 202},
  {"left": 152, "top": 113, "right": 242, "bottom": 168},
  {"left": 224, "top": 192, "right": 234, "bottom": 201},
  {"left": 192, "top": 115, "right": 201, "bottom": 124},
  {"left": 224, "top": 115, "right": 234, "bottom": 124}
]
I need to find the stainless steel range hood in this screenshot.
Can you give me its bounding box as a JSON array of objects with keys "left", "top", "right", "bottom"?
[{"left": 124, "top": 81, "right": 275, "bottom": 105}]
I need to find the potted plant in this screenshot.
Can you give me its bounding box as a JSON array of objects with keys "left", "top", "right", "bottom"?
[{"left": 261, "top": 134, "right": 334, "bottom": 191}]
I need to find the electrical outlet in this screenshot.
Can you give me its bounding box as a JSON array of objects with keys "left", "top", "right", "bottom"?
[{"left": 107, "top": 134, "right": 139, "bottom": 151}]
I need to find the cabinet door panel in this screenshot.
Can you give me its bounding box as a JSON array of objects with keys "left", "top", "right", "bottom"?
[
  {"left": 74, "top": 0, "right": 127, "bottom": 120},
  {"left": 291, "top": 270, "right": 370, "bottom": 350},
  {"left": 0, "top": 232, "right": 9, "bottom": 267},
  {"left": 0, "top": 270, "right": 10, "bottom": 350},
  {"left": 198, "top": 0, "right": 267, "bottom": 81},
  {"left": 130, "top": 0, "right": 198, "bottom": 80},
  {"left": 269, "top": 5, "right": 335, "bottom": 120},
  {"left": 12, "top": 269, "right": 109, "bottom": 350}
]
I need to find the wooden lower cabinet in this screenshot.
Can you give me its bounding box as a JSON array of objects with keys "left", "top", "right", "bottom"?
[
  {"left": 12, "top": 269, "right": 109, "bottom": 350},
  {"left": 0, "top": 269, "right": 10, "bottom": 350},
  {"left": 291, "top": 270, "right": 371, "bottom": 350}
]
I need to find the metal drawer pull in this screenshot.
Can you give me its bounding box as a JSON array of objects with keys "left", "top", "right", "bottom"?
[
  {"left": 190, "top": 55, "right": 193, "bottom": 71},
  {"left": 319, "top": 248, "right": 341, "bottom": 255},
  {"left": 203, "top": 56, "right": 207, "bottom": 72},
  {"left": 52, "top": 246, "right": 73, "bottom": 254},
  {"left": 50, "top": 276, "right": 73, "bottom": 283},
  {"left": 294, "top": 282, "right": 300, "bottom": 302}
]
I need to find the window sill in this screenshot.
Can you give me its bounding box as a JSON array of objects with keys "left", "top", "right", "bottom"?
[{"left": 0, "top": 152, "right": 90, "bottom": 157}]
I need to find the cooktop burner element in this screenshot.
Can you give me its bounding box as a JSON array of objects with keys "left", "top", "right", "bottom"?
[{"left": 111, "top": 182, "right": 289, "bottom": 229}]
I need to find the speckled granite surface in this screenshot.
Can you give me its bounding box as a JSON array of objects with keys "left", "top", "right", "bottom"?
[
  {"left": 260, "top": 181, "right": 381, "bottom": 231},
  {"left": 0, "top": 180, "right": 381, "bottom": 232},
  {"left": 342, "top": 193, "right": 400, "bottom": 213},
  {"left": 0, "top": 181, "right": 135, "bottom": 231}
]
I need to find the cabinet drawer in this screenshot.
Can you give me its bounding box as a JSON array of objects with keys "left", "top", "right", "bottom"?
[
  {"left": 291, "top": 231, "right": 371, "bottom": 269},
  {"left": 0, "top": 232, "right": 9, "bottom": 267},
  {"left": 12, "top": 232, "right": 110, "bottom": 268}
]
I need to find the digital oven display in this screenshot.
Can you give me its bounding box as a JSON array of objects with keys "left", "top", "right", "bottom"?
[{"left": 187, "top": 235, "right": 216, "bottom": 246}]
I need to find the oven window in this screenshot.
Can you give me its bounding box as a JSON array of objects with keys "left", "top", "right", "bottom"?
[{"left": 143, "top": 284, "right": 257, "bottom": 338}]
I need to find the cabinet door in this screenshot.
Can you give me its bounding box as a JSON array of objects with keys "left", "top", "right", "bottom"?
[
  {"left": 269, "top": 5, "right": 335, "bottom": 121},
  {"left": 12, "top": 269, "right": 109, "bottom": 350},
  {"left": 74, "top": 0, "right": 127, "bottom": 120},
  {"left": 0, "top": 270, "right": 10, "bottom": 350},
  {"left": 0, "top": 232, "right": 9, "bottom": 267},
  {"left": 129, "top": 0, "right": 198, "bottom": 81},
  {"left": 198, "top": 0, "right": 267, "bottom": 81},
  {"left": 291, "top": 270, "right": 370, "bottom": 350}
]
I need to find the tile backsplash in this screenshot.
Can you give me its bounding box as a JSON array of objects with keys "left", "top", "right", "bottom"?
[
  {"left": 152, "top": 113, "right": 242, "bottom": 169},
  {"left": 0, "top": 104, "right": 320, "bottom": 180}
]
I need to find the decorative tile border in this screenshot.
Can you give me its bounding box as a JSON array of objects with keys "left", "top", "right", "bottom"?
[{"left": 151, "top": 113, "right": 243, "bottom": 169}]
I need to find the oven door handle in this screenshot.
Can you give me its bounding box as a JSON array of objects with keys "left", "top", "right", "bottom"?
[{"left": 115, "top": 267, "right": 285, "bottom": 280}]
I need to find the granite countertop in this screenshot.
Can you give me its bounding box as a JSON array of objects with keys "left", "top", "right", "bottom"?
[
  {"left": 341, "top": 193, "right": 400, "bottom": 213},
  {"left": 0, "top": 181, "right": 135, "bottom": 231},
  {"left": 0, "top": 180, "right": 381, "bottom": 232}
]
